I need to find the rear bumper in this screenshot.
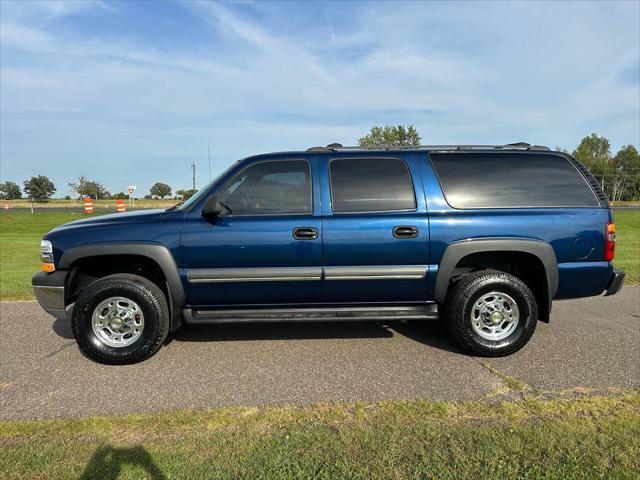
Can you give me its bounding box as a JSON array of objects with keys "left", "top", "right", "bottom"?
[
  {"left": 32, "top": 271, "right": 67, "bottom": 318},
  {"left": 604, "top": 268, "right": 625, "bottom": 296}
]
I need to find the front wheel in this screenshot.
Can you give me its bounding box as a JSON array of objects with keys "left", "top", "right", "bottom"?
[
  {"left": 444, "top": 271, "right": 538, "bottom": 356},
  {"left": 71, "top": 274, "right": 169, "bottom": 364}
]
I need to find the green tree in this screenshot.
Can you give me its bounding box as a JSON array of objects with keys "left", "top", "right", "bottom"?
[
  {"left": 611, "top": 145, "right": 640, "bottom": 201},
  {"left": 176, "top": 188, "right": 197, "bottom": 200},
  {"left": 112, "top": 192, "right": 128, "bottom": 200},
  {"left": 0, "top": 181, "right": 22, "bottom": 199},
  {"left": 150, "top": 182, "right": 172, "bottom": 198},
  {"left": 23, "top": 175, "right": 56, "bottom": 203},
  {"left": 358, "top": 125, "right": 422, "bottom": 148},
  {"left": 68, "top": 175, "right": 109, "bottom": 199},
  {"left": 572, "top": 133, "right": 611, "bottom": 191}
]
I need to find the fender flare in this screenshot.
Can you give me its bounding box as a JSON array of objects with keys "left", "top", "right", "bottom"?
[
  {"left": 60, "top": 243, "right": 185, "bottom": 331},
  {"left": 435, "top": 238, "right": 558, "bottom": 309}
]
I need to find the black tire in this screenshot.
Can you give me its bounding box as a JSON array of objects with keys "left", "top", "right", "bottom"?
[
  {"left": 443, "top": 270, "right": 538, "bottom": 357},
  {"left": 71, "top": 274, "right": 169, "bottom": 364}
]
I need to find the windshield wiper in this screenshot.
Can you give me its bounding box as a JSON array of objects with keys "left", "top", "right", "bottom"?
[
  {"left": 165, "top": 201, "right": 184, "bottom": 212},
  {"left": 219, "top": 201, "right": 232, "bottom": 214}
]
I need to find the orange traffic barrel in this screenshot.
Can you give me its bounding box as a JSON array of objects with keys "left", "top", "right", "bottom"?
[
  {"left": 2, "top": 201, "right": 9, "bottom": 210},
  {"left": 83, "top": 197, "right": 94, "bottom": 214},
  {"left": 115, "top": 199, "right": 126, "bottom": 213}
]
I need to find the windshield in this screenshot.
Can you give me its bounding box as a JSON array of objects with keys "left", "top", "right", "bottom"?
[{"left": 177, "top": 161, "right": 239, "bottom": 211}]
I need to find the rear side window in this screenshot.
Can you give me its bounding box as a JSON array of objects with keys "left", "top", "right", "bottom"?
[
  {"left": 217, "top": 160, "right": 312, "bottom": 215},
  {"left": 429, "top": 153, "right": 599, "bottom": 208},
  {"left": 330, "top": 158, "right": 416, "bottom": 213}
]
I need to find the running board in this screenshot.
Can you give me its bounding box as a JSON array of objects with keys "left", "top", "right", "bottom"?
[{"left": 183, "top": 305, "right": 439, "bottom": 324}]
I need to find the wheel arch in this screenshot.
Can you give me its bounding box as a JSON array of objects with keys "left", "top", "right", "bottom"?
[
  {"left": 435, "top": 238, "right": 558, "bottom": 319},
  {"left": 60, "top": 243, "right": 185, "bottom": 332}
]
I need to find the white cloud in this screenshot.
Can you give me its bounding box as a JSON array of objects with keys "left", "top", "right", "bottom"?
[
  {"left": 0, "top": 0, "right": 112, "bottom": 24},
  {"left": 1, "top": 0, "right": 638, "bottom": 194}
]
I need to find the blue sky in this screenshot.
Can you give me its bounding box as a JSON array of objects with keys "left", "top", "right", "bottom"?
[{"left": 1, "top": 0, "right": 639, "bottom": 196}]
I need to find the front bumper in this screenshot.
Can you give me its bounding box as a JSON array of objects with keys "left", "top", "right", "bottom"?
[
  {"left": 32, "top": 271, "right": 67, "bottom": 318},
  {"left": 604, "top": 268, "right": 625, "bottom": 296}
]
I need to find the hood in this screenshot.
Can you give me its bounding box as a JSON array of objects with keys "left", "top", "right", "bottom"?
[{"left": 48, "top": 209, "right": 167, "bottom": 233}]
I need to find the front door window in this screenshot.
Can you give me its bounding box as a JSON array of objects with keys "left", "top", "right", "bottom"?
[{"left": 217, "top": 160, "right": 312, "bottom": 216}]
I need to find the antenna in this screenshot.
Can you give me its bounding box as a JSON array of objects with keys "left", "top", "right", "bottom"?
[
  {"left": 208, "top": 146, "right": 212, "bottom": 181},
  {"left": 191, "top": 160, "right": 196, "bottom": 191}
]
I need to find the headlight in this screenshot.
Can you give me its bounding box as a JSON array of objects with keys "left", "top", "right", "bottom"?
[{"left": 40, "top": 240, "right": 55, "bottom": 272}]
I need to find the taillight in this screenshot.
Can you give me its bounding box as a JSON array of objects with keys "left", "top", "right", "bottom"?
[{"left": 604, "top": 222, "right": 616, "bottom": 261}]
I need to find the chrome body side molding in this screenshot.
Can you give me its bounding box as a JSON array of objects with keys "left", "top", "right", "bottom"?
[
  {"left": 323, "top": 265, "right": 427, "bottom": 281},
  {"left": 186, "top": 265, "right": 428, "bottom": 283},
  {"left": 187, "top": 267, "right": 323, "bottom": 283}
]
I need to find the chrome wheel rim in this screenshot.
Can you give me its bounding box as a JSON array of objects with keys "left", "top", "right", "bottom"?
[
  {"left": 470, "top": 291, "right": 520, "bottom": 341},
  {"left": 91, "top": 297, "right": 144, "bottom": 348}
]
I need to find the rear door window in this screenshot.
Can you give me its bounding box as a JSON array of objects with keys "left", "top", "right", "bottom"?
[
  {"left": 329, "top": 158, "right": 416, "bottom": 213},
  {"left": 429, "top": 152, "right": 599, "bottom": 208}
]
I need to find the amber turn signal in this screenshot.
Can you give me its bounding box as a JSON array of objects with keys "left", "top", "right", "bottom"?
[{"left": 41, "top": 263, "right": 55, "bottom": 273}]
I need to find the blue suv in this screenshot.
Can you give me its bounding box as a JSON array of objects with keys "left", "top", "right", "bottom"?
[{"left": 32, "top": 143, "right": 625, "bottom": 364}]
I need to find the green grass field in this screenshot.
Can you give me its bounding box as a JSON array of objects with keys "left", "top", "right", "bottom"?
[
  {"left": 1, "top": 393, "right": 638, "bottom": 479},
  {"left": 615, "top": 211, "right": 640, "bottom": 283},
  {"left": 1, "top": 210, "right": 638, "bottom": 301},
  {"left": 0, "top": 211, "right": 107, "bottom": 300}
]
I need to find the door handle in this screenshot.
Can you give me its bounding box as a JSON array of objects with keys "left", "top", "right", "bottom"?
[
  {"left": 293, "top": 227, "right": 319, "bottom": 240},
  {"left": 393, "top": 225, "right": 418, "bottom": 239}
]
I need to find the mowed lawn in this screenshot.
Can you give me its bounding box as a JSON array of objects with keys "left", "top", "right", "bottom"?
[
  {"left": 1, "top": 210, "right": 638, "bottom": 301},
  {"left": 0, "top": 211, "right": 107, "bottom": 300},
  {"left": 615, "top": 211, "right": 640, "bottom": 284},
  {"left": 1, "top": 393, "right": 639, "bottom": 479}
]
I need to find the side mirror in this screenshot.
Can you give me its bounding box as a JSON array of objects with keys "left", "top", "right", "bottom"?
[{"left": 201, "top": 195, "right": 222, "bottom": 219}]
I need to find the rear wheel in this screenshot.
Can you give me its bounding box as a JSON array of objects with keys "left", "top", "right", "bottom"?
[
  {"left": 444, "top": 271, "right": 538, "bottom": 356},
  {"left": 71, "top": 274, "right": 169, "bottom": 364}
]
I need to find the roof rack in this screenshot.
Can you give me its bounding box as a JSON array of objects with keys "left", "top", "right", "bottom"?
[{"left": 306, "top": 142, "right": 550, "bottom": 152}]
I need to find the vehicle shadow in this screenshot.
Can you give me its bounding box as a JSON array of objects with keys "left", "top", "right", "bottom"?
[
  {"left": 79, "top": 444, "right": 166, "bottom": 480},
  {"left": 392, "top": 320, "right": 466, "bottom": 355},
  {"left": 171, "top": 319, "right": 466, "bottom": 355},
  {"left": 171, "top": 320, "right": 395, "bottom": 343},
  {"left": 53, "top": 314, "right": 466, "bottom": 355},
  {"left": 53, "top": 316, "right": 74, "bottom": 339}
]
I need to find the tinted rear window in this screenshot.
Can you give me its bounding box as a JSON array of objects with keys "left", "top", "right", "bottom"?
[
  {"left": 330, "top": 158, "right": 416, "bottom": 212},
  {"left": 429, "top": 153, "right": 598, "bottom": 208}
]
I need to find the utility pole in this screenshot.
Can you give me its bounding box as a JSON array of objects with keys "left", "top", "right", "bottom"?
[
  {"left": 208, "top": 146, "right": 212, "bottom": 181},
  {"left": 191, "top": 161, "right": 196, "bottom": 192}
]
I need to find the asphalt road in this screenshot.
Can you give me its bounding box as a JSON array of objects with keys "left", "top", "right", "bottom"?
[{"left": 1, "top": 288, "right": 638, "bottom": 420}]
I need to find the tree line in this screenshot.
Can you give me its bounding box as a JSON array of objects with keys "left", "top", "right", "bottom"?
[
  {"left": 1, "top": 129, "right": 638, "bottom": 202},
  {"left": 0, "top": 176, "right": 196, "bottom": 202},
  {"left": 563, "top": 134, "right": 639, "bottom": 202}
]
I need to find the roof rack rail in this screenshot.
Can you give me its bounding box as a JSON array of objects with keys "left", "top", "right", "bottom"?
[
  {"left": 306, "top": 143, "right": 345, "bottom": 152},
  {"left": 419, "top": 143, "right": 550, "bottom": 151},
  {"left": 306, "top": 142, "right": 550, "bottom": 152}
]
